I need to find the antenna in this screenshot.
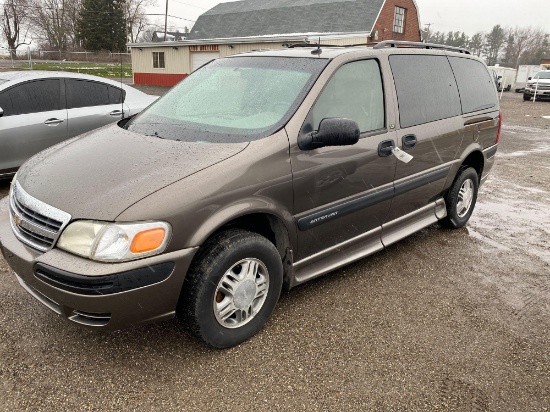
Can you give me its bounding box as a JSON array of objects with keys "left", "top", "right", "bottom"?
[
  {"left": 120, "top": 51, "right": 125, "bottom": 120},
  {"left": 311, "top": 37, "right": 322, "bottom": 55},
  {"left": 120, "top": 9, "right": 127, "bottom": 121}
]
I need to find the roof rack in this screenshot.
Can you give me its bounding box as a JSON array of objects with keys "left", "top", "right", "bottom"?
[
  {"left": 286, "top": 43, "right": 344, "bottom": 48},
  {"left": 373, "top": 40, "right": 470, "bottom": 54}
]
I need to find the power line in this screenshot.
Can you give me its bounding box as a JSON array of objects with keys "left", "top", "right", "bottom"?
[
  {"left": 170, "top": 0, "right": 207, "bottom": 10},
  {"left": 145, "top": 13, "right": 195, "bottom": 22}
]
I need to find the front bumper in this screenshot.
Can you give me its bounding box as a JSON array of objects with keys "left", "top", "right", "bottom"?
[
  {"left": 0, "top": 210, "right": 198, "bottom": 330},
  {"left": 524, "top": 88, "right": 550, "bottom": 96}
]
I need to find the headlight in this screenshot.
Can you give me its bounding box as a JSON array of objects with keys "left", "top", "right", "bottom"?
[{"left": 57, "top": 220, "right": 171, "bottom": 262}]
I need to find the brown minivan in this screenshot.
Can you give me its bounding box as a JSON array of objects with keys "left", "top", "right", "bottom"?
[{"left": 0, "top": 41, "right": 501, "bottom": 348}]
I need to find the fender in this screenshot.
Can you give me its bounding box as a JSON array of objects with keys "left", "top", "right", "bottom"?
[{"left": 185, "top": 196, "right": 297, "bottom": 252}]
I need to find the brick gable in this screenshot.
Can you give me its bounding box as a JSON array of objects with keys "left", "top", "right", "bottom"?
[{"left": 371, "top": 0, "right": 421, "bottom": 42}]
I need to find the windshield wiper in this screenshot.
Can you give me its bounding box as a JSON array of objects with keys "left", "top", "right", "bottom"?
[{"left": 144, "top": 131, "right": 165, "bottom": 139}]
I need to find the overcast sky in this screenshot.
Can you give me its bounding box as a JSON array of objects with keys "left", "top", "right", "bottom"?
[{"left": 148, "top": 0, "right": 550, "bottom": 36}]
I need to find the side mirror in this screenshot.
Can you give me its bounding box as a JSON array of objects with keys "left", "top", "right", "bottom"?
[
  {"left": 528, "top": 77, "right": 532, "bottom": 80},
  {"left": 0, "top": 107, "right": 3, "bottom": 118},
  {"left": 497, "top": 75, "right": 502, "bottom": 79},
  {"left": 299, "top": 118, "right": 360, "bottom": 150}
]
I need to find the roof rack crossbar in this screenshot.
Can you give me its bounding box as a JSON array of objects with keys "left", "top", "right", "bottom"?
[{"left": 373, "top": 40, "right": 471, "bottom": 54}]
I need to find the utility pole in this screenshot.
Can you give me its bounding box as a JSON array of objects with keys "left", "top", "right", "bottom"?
[
  {"left": 164, "top": 0, "right": 169, "bottom": 41},
  {"left": 423, "top": 23, "right": 433, "bottom": 43}
]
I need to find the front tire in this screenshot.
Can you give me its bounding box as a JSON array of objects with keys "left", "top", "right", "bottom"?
[
  {"left": 441, "top": 167, "right": 479, "bottom": 229},
  {"left": 178, "top": 229, "right": 283, "bottom": 348},
  {"left": 523, "top": 93, "right": 531, "bottom": 101}
]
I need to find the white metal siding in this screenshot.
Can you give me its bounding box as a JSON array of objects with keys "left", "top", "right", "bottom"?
[{"left": 191, "top": 51, "right": 220, "bottom": 72}]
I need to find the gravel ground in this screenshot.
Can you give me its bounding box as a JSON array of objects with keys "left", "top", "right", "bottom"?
[{"left": 0, "top": 92, "right": 549, "bottom": 411}]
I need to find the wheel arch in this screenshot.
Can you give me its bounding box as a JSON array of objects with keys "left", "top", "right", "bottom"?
[
  {"left": 188, "top": 208, "right": 295, "bottom": 291},
  {"left": 460, "top": 149, "right": 484, "bottom": 182},
  {"left": 442, "top": 147, "right": 484, "bottom": 195}
]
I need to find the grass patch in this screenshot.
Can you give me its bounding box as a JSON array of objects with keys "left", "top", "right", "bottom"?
[{"left": 25, "top": 62, "right": 133, "bottom": 78}]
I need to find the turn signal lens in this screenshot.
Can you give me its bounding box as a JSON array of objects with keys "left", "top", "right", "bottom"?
[{"left": 130, "top": 228, "right": 167, "bottom": 253}]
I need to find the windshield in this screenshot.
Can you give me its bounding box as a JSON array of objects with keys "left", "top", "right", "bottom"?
[
  {"left": 125, "top": 56, "right": 328, "bottom": 143},
  {"left": 534, "top": 71, "right": 550, "bottom": 80}
]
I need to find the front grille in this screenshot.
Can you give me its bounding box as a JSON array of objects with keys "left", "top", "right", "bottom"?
[
  {"left": 16, "top": 224, "right": 55, "bottom": 249},
  {"left": 12, "top": 194, "right": 63, "bottom": 231},
  {"left": 9, "top": 181, "right": 71, "bottom": 252}
]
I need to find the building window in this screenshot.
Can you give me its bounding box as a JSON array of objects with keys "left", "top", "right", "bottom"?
[
  {"left": 393, "top": 6, "right": 406, "bottom": 34},
  {"left": 153, "top": 52, "right": 165, "bottom": 69}
]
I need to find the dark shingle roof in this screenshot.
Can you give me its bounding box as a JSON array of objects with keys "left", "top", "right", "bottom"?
[{"left": 188, "top": 0, "right": 385, "bottom": 40}]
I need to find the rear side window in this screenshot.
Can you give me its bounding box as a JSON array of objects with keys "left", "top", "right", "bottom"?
[
  {"left": 389, "top": 55, "right": 461, "bottom": 128},
  {"left": 311, "top": 59, "right": 385, "bottom": 133},
  {"left": 448, "top": 57, "right": 498, "bottom": 113},
  {"left": 0, "top": 79, "right": 61, "bottom": 116},
  {"left": 108, "top": 85, "right": 125, "bottom": 104},
  {"left": 66, "top": 79, "right": 125, "bottom": 108}
]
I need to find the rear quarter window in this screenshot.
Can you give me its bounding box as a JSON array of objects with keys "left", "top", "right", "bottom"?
[
  {"left": 66, "top": 79, "right": 125, "bottom": 108},
  {"left": 448, "top": 57, "right": 498, "bottom": 113},
  {"left": 389, "top": 55, "right": 462, "bottom": 128}
]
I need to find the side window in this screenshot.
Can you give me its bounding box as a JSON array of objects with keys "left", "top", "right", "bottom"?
[
  {"left": 66, "top": 79, "right": 110, "bottom": 108},
  {"left": 0, "top": 80, "right": 60, "bottom": 116},
  {"left": 311, "top": 60, "right": 385, "bottom": 133},
  {"left": 108, "top": 85, "right": 126, "bottom": 104},
  {"left": 389, "top": 55, "right": 461, "bottom": 128},
  {"left": 153, "top": 52, "right": 165, "bottom": 69},
  {"left": 448, "top": 57, "right": 498, "bottom": 113},
  {"left": 0, "top": 90, "right": 13, "bottom": 116}
]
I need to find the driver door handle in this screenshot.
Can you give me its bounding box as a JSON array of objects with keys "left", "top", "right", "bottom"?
[
  {"left": 44, "top": 118, "right": 64, "bottom": 126},
  {"left": 378, "top": 140, "right": 395, "bottom": 157},
  {"left": 109, "top": 110, "right": 124, "bottom": 116}
]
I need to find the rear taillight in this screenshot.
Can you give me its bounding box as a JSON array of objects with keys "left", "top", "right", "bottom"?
[{"left": 496, "top": 111, "right": 502, "bottom": 144}]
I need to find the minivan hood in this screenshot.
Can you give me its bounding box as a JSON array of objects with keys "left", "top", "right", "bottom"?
[{"left": 17, "top": 124, "right": 248, "bottom": 220}]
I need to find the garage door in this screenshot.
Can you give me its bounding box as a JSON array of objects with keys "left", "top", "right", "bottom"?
[{"left": 191, "top": 51, "right": 220, "bottom": 72}]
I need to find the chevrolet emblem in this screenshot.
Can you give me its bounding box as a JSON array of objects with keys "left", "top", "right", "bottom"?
[{"left": 13, "top": 214, "right": 22, "bottom": 226}]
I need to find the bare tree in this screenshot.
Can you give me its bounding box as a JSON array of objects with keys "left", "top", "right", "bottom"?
[
  {"left": 504, "top": 27, "right": 549, "bottom": 68},
  {"left": 138, "top": 25, "right": 157, "bottom": 42},
  {"left": 124, "top": 0, "right": 156, "bottom": 43},
  {"left": 1, "top": 0, "right": 31, "bottom": 58},
  {"left": 519, "top": 32, "right": 549, "bottom": 65},
  {"left": 30, "top": 0, "right": 80, "bottom": 51}
]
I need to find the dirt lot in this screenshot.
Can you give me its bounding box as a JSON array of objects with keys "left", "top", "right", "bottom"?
[{"left": 0, "top": 92, "right": 549, "bottom": 411}]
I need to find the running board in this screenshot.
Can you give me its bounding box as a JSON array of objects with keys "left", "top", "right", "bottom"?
[
  {"left": 291, "top": 199, "right": 446, "bottom": 286},
  {"left": 381, "top": 199, "right": 446, "bottom": 247}
]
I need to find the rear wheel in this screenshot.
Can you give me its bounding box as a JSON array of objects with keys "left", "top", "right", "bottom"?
[
  {"left": 178, "top": 229, "right": 283, "bottom": 348},
  {"left": 441, "top": 167, "right": 479, "bottom": 229}
]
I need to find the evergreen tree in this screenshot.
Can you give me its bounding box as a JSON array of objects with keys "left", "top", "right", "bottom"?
[
  {"left": 484, "top": 25, "right": 506, "bottom": 66},
  {"left": 469, "top": 32, "right": 485, "bottom": 57},
  {"left": 76, "top": 0, "right": 126, "bottom": 52}
]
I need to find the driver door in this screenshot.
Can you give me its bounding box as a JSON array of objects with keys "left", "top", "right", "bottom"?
[{"left": 289, "top": 59, "right": 397, "bottom": 264}]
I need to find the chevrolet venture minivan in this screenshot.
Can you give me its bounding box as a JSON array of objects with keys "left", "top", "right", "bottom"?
[{"left": 0, "top": 41, "right": 501, "bottom": 348}]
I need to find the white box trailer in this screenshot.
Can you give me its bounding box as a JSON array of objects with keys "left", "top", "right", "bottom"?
[
  {"left": 515, "top": 65, "right": 543, "bottom": 92},
  {"left": 487, "top": 66, "right": 517, "bottom": 91}
]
